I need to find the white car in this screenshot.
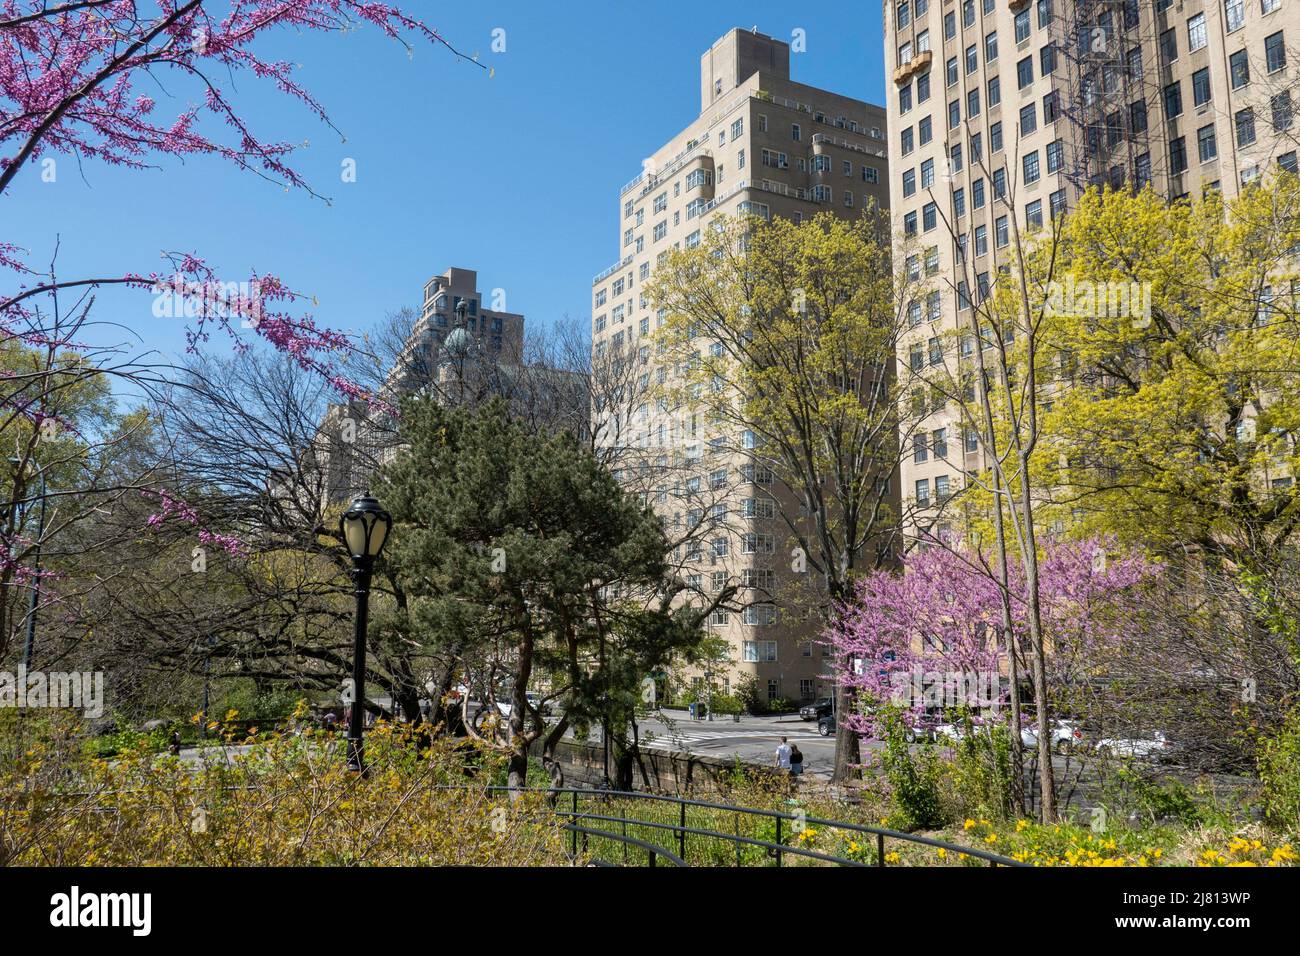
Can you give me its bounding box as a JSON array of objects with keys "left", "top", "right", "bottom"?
[
  {"left": 1094, "top": 731, "right": 1173, "bottom": 760},
  {"left": 495, "top": 693, "right": 553, "bottom": 719},
  {"left": 933, "top": 721, "right": 988, "bottom": 742},
  {"left": 1021, "top": 719, "right": 1084, "bottom": 755}
]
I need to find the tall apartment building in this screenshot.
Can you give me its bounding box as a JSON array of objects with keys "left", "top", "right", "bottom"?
[
  {"left": 589, "top": 28, "right": 890, "bottom": 706},
  {"left": 303, "top": 267, "right": 550, "bottom": 507},
  {"left": 886, "top": 0, "right": 1300, "bottom": 536},
  {"left": 384, "top": 266, "right": 525, "bottom": 398}
]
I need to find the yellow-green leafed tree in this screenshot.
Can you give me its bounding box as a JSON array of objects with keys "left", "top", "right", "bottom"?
[
  {"left": 1035, "top": 176, "right": 1300, "bottom": 574},
  {"left": 648, "top": 209, "right": 920, "bottom": 779}
]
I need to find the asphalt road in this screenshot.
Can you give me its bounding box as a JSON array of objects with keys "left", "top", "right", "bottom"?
[{"left": 627, "top": 711, "right": 843, "bottom": 779}]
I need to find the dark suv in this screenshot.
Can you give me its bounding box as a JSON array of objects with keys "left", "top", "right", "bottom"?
[{"left": 800, "top": 698, "right": 834, "bottom": 721}]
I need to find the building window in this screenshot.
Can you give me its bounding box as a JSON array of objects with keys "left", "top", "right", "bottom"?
[
  {"left": 1226, "top": 0, "right": 1245, "bottom": 33},
  {"left": 1160, "top": 28, "right": 1177, "bottom": 63},
  {"left": 1237, "top": 107, "right": 1257, "bottom": 146},
  {"left": 1230, "top": 49, "right": 1250, "bottom": 89},
  {"left": 1023, "top": 150, "right": 1040, "bottom": 184},
  {"left": 1274, "top": 91, "right": 1294, "bottom": 131},
  {"left": 1164, "top": 81, "right": 1183, "bottom": 119},
  {"left": 1169, "top": 136, "right": 1188, "bottom": 175},
  {"left": 1017, "top": 56, "right": 1033, "bottom": 89},
  {"left": 1188, "top": 13, "right": 1207, "bottom": 53},
  {"left": 1198, "top": 123, "right": 1218, "bottom": 162},
  {"left": 1020, "top": 103, "right": 1037, "bottom": 136},
  {"left": 915, "top": 479, "right": 931, "bottom": 509},
  {"left": 744, "top": 604, "right": 777, "bottom": 626},
  {"left": 1192, "top": 67, "right": 1211, "bottom": 107},
  {"left": 1039, "top": 190, "right": 1064, "bottom": 228},
  {"left": 1266, "top": 31, "right": 1286, "bottom": 74}
]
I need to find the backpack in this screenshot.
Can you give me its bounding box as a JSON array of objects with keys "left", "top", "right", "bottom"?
[{"left": 789, "top": 746, "right": 802, "bottom": 763}]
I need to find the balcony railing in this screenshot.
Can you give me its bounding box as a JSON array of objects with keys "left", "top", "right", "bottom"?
[{"left": 593, "top": 255, "right": 633, "bottom": 286}]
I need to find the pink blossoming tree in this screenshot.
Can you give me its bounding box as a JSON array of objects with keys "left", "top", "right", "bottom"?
[{"left": 825, "top": 536, "right": 1160, "bottom": 741}]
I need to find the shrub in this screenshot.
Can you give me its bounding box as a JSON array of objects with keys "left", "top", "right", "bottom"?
[
  {"left": 735, "top": 675, "right": 765, "bottom": 715},
  {"left": 875, "top": 706, "right": 951, "bottom": 831},
  {"left": 0, "top": 705, "right": 568, "bottom": 866},
  {"left": 948, "top": 716, "right": 1017, "bottom": 822},
  {"left": 1258, "top": 708, "right": 1300, "bottom": 828}
]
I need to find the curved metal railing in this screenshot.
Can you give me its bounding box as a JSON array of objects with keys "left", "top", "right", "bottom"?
[{"left": 461, "top": 785, "right": 1027, "bottom": 868}]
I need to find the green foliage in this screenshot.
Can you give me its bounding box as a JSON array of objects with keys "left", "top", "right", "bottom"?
[
  {"left": 378, "top": 398, "right": 709, "bottom": 780},
  {"left": 1258, "top": 708, "right": 1300, "bottom": 827},
  {"left": 734, "top": 674, "right": 765, "bottom": 715},
  {"left": 876, "top": 706, "right": 951, "bottom": 831},
  {"left": 710, "top": 693, "right": 742, "bottom": 715},
  {"left": 949, "top": 718, "right": 1017, "bottom": 822}
]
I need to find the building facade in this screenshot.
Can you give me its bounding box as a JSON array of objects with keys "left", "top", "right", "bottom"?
[
  {"left": 384, "top": 266, "right": 525, "bottom": 399},
  {"left": 590, "top": 28, "right": 891, "bottom": 706},
  {"left": 886, "top": 0, "right": 1300, "bottom": 537}
]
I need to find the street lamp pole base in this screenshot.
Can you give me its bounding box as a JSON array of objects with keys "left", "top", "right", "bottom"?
[{"left": 346, "top": 737, "right": 366, "bottom": 775}]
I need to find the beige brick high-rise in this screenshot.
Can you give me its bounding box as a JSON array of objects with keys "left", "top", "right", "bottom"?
[
  {"left": 886, "top": 0, "right": 1300, "bottom": 538},
  {"left": 589, "top": 28, "right": 891, "bottom": 708}
]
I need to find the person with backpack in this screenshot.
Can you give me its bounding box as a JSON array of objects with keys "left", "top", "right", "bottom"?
[{"left": 789, "top": 743, "right": 804, "bottom": 777}]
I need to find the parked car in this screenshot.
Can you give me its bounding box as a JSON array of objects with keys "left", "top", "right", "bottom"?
[
  {"left": 903, "top": 713, "right": 945, "bottom": 743},
  {"left": 933, "top": 720, "right": 993, "bottom": 743},
  {"left": 1021, "top": 719, "right": 1084, "bottom": 755},
  {"left": 818, "top": 713, "right": 836, "bottom": 737},
  {"left": 800, "top": 698, "right": 834, "bottom": 721},
  {"left": 495, "top": 693, "right": 553, "bottom": 719},
  {"left": 1094, "top": 731, "right": 1174, "bottom": 761}
]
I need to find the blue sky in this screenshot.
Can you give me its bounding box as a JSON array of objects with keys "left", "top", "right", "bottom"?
[{"left": 6, "top": 1, "right": 886, "bottom": 380}]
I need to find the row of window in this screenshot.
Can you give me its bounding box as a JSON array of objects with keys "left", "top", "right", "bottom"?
[{"left": 913, "top": 475, "right": 955, "bottom": 510}]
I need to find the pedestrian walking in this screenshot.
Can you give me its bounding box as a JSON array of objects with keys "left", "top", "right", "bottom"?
[
  {"left": 775, "top": 736, "right": 792, "bottom": 772},
  {"left": 789, "top": 743, "right": 804, "bottom": 777}
]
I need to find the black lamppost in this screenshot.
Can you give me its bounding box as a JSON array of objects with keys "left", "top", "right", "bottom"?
[{"left": 339, "top": 492, "right": 392, "bottom": 774}]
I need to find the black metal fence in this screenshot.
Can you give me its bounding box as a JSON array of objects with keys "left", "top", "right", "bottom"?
[{"left": 466, "top": 785, "right": 1026, "bottom": 868}]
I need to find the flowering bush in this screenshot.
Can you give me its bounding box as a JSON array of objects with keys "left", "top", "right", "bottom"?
[{"left": 0, "top": 705, "right": 568, "bottom": 866}]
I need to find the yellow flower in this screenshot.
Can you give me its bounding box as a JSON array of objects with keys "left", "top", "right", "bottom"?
[
  {"left": 1015, "top": 819, "right": 1030, "bottom": 832},
  {"left": 936, "top": 848, "right": 947, "bottom": 859},
  {"left": 885, "top": 851, "right": 900, "bottom": 864},
  {"left": 963, "top": 818, "right": 976, "bottom": 830}
]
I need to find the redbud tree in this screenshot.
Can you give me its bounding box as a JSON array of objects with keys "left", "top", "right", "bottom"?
[{"left": 825, "top": 536, "right": 1159, "bottom": 738}]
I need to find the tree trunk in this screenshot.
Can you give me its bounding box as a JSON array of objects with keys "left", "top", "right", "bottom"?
[
  {"left": 542, "top": 713, "right": 571, "bottom": 792},
  {"left": 832, "top": 677, "right": 860, "bottom": 782}
]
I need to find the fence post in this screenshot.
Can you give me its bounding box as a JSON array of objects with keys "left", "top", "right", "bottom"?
[
  {"left": 775, "top": 815, "right": 783, "bottom": 867},
  {"left": 877, "top": 832, "right": 886, "bottom": 867},
  {"left": 570, "top": 790, "right": 578, "bottom": 858},
  {"left": 678, "top": 799, "right": 687, "bottom": 862}
]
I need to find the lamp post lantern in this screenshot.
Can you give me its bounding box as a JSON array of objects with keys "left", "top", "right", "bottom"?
[{"left": 338, "top": 492, "right": 392, "bottom": 774}]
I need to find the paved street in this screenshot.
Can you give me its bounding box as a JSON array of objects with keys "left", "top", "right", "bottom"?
[{"left": 630, "top": 712, "right": 839, "bottom": 778}]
